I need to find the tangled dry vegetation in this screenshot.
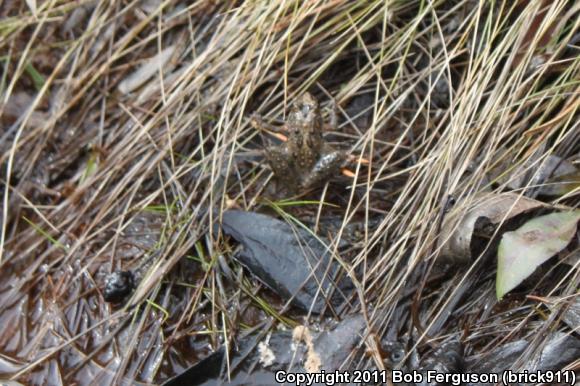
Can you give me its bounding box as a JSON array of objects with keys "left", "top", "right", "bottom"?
[{"left": 0, "top": 0, "right": 578, "bottom": 384}]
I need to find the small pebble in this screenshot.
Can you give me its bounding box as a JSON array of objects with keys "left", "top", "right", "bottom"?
[{"left": 103, "top": 270, "right": 135, "bottom": 303}]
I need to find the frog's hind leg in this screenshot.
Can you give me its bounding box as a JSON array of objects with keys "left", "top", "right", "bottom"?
[
  {"left": 265, "top": 147, "right": 301, "bottom": 195},
  {"left": 265, "top": 146, "right": 287, "bottom": 172},
  {"left": 301, "top": 149, "right": 347, "bottom": 189},
  {"left": 265, "top": 146, "right": 296, "bottom": 185}
]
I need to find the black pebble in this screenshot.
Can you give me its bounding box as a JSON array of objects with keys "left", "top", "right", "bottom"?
[{"left": 103, "top": 270, "right": 135, "bottom": 303}]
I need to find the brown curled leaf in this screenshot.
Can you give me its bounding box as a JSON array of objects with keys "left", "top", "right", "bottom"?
[{"left": 438, "top": 193, "right": 546, "bottom": 265}]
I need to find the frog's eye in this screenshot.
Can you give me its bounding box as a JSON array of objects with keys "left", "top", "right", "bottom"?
[{"left": 301, "top": 105, "right": 311, "bottom": 116}]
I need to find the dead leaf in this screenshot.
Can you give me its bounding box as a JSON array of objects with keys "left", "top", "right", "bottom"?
[
  {"left": 496, "top": 210, "right": 580, "bottom": 299},
  {"left": 561, "top": 249, "right": 580, "bottom": 267},
  {"left": 220, "top": 210, "right": 354, "bottom": 314},
  {"left": 488, "top": 149, "right": 576, "bottom": 194},
  {"left": 25, "top": 0, "right": 37, "bottom": 16},
  {"left": 62, "top": 6, "right": 89, "bottom": 35},
  {"left": 3, "top": 91, "right": 50, "bottom": 129},
  {"left": 542, "top": 296, "right": 580, "bottom": 331},
  {"left": 161, "top": 314, "right": 365, "bottom": 385},
  {"left": 136, "top": 66, "right": 186, "bottom": 104},
  {"left": 140, "top": 0, "right": 163, "bottom": 14},
  {"left": 560, "top": 296, "right": 580, "bottom": 331},
  {"left": 465, "top": 332, "right": 580, "bottom": 373},
  {"left": 118, "top": 46, "right": 176, "bottom": 94},
  {"left": 439, "top": 193, "right": 545, "bottom": 264},
  {"left": 541, "top": 170, "right": 580, "bottom": 197}
]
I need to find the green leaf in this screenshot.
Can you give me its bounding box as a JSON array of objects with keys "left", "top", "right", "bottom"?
[
  {"left": 80, "top": 152, "right": 98, "bottom": 184},
  {"left": 25, "top": 62, "right": 45, "bottom": 91},
  {"left": 496, "top": 210, "right": 580, "bottom": 300}
]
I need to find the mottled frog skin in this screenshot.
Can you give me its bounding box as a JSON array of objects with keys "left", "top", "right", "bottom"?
[{"left": 258, "top": 92, "right": 347, "bottom": 192}]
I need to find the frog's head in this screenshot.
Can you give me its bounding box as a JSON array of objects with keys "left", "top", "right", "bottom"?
[{"left": 287, "top": 92, "right": 321, "bottom": 132}]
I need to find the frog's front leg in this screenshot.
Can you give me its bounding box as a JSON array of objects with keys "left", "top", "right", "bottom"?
[
  {"left": 300, "top": 148, "right": 347, "bottom": 189},
  {"left": 251, "top": 114, "right": 283, "bottom": 134}
]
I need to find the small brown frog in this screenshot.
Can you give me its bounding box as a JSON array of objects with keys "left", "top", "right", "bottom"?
[{"left": 253, "top": 92, "right": 348, "bottom": 193}]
